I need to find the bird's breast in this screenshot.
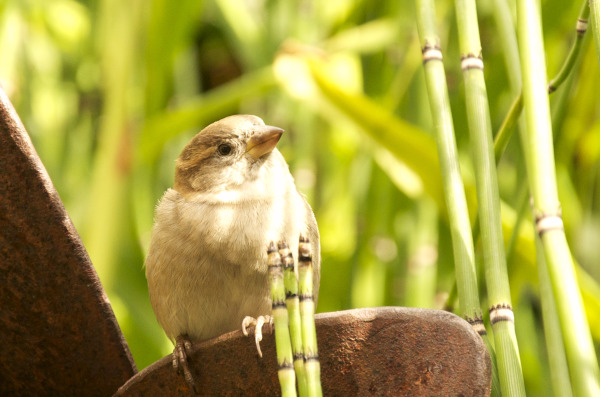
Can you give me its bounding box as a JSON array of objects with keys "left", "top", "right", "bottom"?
[{"left": 174, "top": 193, "right": 300, "bottom": 270}]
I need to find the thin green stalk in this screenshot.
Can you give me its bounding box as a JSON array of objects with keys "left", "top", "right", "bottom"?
[
  {"left": 298, "top": 236, "right": 322, "bottom": 397},
  {"left": 473, "top": 0, "right": 588, "bottom": 265},
  {"left": 454, "top": 0, "right": 526, "bottom": 395},
  {"left": 494, "top": 95, "right": 523, "bottom": 163},
  {"left": 413, "top": 2, "right": 499, "bottom": 395},
  {"left": 494, "top": 0, "right": 589, "bottom": 163},
  {"left": 491, "top": 0, "right": 522, "bottom": 91},
  {"left": 548, "top": 2, "right": 590, "bottom": 92},
  {"left": 414, "top": 0, "right": 480, "bottom": 325},
  {"left": 535, "top": 235, "right": 573, "bottom": 397},
  {"left": 268, "top": 242, "right": 297, "bottom": 397},
  {"left": 483, "top": 334, "right": 503, "bottom": 397},
  {"left": 450, "top": 12, "right": 590, "bottom": 382},
  {"left": 589, "top": 0, "right": 600, "bottom": 68},
  {"left": 517, "top": 0, "right": 600, "bottom": 395},
  {"left": 279, "top": 242, "right": 308, "bottom": 397}
]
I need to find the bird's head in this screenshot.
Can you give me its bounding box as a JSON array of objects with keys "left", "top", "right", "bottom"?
[{"left": 174, "top": 115, "right": 285, "bottom": 197}]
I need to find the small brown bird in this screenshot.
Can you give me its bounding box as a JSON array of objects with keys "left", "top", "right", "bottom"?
[{"left": 144, "top": 115, "right": 320, "bottom": 390}]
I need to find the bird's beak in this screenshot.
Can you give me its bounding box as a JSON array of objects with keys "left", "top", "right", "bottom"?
[{"left": 246, "top": 125, "right": 284, "bottom": 160}]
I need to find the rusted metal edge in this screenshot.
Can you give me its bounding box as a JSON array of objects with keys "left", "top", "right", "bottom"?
[
  {"left": 0, "top": 87, "right": 137, "bottom": 396},
  {"left": 115, "top": 307, "right": 491, "bottom": 396}
]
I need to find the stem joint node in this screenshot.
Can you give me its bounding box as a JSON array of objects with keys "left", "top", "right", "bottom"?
[
  {"left": 535, "top": 207, "right": 564, "bottom": 236},
  {"left": 489, "top": 303, "right": 514, "bottom": 325},
  {"left": 460, "top": 53, "right": 484, "bottom": 71}
]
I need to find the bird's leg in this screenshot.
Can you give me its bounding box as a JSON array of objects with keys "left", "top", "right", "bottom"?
[
  {"left": 242, "top": 315, "right": 273, "bottom": 358},
  {"left": 173, "top": 334, "right": 198, "bottom": 394}
]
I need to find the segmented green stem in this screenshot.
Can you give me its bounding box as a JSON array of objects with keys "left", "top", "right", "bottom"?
[
  {"left": 414, "top": 2, "right": 499, "bottom": 394},
  {"left": 535, "top": 235, "right": 573, "bottom": 396},
  {"left": 588, "top": 0, "right": 600, "bottom": 69},
  {"left": 414, "top": 0, "right": 480, "bottom": 325},
  {"left": 268, "top": 242, "right": 297, "bottom": 397},
  {"left": 298, "top": 235, "right": 322, "bottom": 397},
  {"left": 279, "top": 241, "right": 308, "bottom": 397},
  {"left": 494, "top": 95, "right": 523, "bottom": 162},
  {"left": 548, "top": 2, "right": 590, "bottom": 92},
  {"left": 517, "top": 0, "right": 600, "bottom": 394},
  {"left": 494, "top": 0, "right": 589, "bottom": 162},
  {"left": 454, "top": 0, "right": 526, "bottom": 395}
]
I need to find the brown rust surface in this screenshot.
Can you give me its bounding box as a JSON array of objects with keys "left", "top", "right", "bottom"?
[
  {"left": 0, "top": 88, "right": 137, "bottom": 396},
  {"left": 115, "top": 307, "right": 491, "bottom": 396}
]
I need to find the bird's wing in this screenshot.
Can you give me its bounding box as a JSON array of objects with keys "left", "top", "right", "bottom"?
[{"left": 300, "top": 192, "right": 321, "bottom": 306}]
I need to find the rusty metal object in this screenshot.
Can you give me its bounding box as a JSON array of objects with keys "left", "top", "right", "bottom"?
[
  {"left": 0, "top": 88, "right": 137, "bottom": 396},
  {"left": 115, "top": 307, "right": 491, "bottom": 396}
]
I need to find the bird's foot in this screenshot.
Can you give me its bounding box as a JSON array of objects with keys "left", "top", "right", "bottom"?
[
  {"left": 173, "top": 335, "right": 199, "bottom": 394},
  {"left": 242, "top": 315, "right": 273, "bottom": 358}
]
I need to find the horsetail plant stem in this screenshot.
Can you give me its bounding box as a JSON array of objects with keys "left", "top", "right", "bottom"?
[
  {"left": 298, "top": 236, "right": 322, "bottom": 397},
  {"left": 517, "top": 0, "right": 600, "bottom": 395},
  {"left": 267, "top": 242, "right": 297, "bottom": 397},
  {"left": 589, "top": 0, "right": 600, "bottom": 68},
  {"left": 548, "top": 2, "right": 590, "bottom": 92},
  {"left": 278, "top": 241, "right": 308, "bottom": 397},
  {"left": 493, "top": 95, "right": 523, "bottom": 162},
  {"left": 470, "top": 1, "right": 589, "bottom": 270},
  {"left": 494, "top": 0, "right": 589, "bottom": 163},
  {"left": 413, "top": 2, "right": 501, "bottom": 395},
  {"left": 473, "top": 0, "right": 588, "bottom": 256},
  {"left": 487, "top": 0, "right": 589, "bottom": 268},
  {"left": 414, "top": 0, "right": 480, "bottom": 333},
  {"left": 491, "top": 0, "right": 522, "bottom": 91},
  {"left": 453, "top": 0, "right": 526, "bottom": 395},
  {"left": 535, "top": 235, "right": 573, "bottom": 397}
]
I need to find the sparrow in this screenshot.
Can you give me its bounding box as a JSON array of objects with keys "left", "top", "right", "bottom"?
[{"left": 144, "top": 115, "right": 320, "bottom": 391}]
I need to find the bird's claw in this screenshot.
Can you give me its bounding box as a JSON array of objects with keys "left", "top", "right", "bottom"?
[
  {"left": 242, "top": 315, "right": 273, "bottom": 358},
  {"left": 173, "top": 335, "right": 199, "bottom": 394}
]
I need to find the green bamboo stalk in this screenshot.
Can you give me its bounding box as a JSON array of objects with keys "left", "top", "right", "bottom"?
[
  {"left": 490, "top": 0, "right": 588, "bottom": 281},
  {"left": 516, "top": 0, "right": 600, "bottom": 395},
  {"left": 278, "top": 241, "right": 308, "bottom": 397},
  {"left": 490, "top": 0, "right": 526, "bottom": 178},
  {"left": 589, "top": 0, "right": 600, "bottom": 68},
  {"left": 413, "top": 2, "right": 500, "bottom": 395},
  {"left": 535, "top": 235, "right": 573, "bottom": 397},
  {"left": 414, "top": 0, "right": 480, "bottom": 326},
  {"left": 473, "top": 1, "right": 589, "bottom": 259},
  {"left": 297, "top": 235, "right": 322, "bottom": 397},
  {"left": 494, "top": 95, "right": 523, "bottom": 162},
  {"left": 267, "top": 242, "right": 297, "bottom": 397},
  {"left": 548, "top": 2, "right": 590, "bottom": 92},
  {"left": 453, "top": 0, "right": 526, "bottom": 395},
  {"left": 494, "top": 0, "right": 589, "bottom": 163},
  {"left": 488, "top": 6, "right": 592, "bottom": 391},
  {"left": 491, "top": 0, "right": 522, "bottom": 91}
]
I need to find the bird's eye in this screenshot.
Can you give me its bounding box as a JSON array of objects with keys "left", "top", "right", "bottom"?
[{"left": 217, "top": 143, "right": 232, "bottom": 156}]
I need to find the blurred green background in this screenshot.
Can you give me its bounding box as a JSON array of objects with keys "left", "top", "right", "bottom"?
[{"left": 1, "top": 0, "right": 599, "bottom": 394}]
